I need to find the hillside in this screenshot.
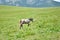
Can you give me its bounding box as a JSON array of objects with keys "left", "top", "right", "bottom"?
[
  {"left": 0, "top": 0, "right": 60, "bottom": 7},
  {"left": 0, "top": 6, "right": 60, "bottom": 40}
]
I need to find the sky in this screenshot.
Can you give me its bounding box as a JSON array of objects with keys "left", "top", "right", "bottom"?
[
  {"left": 0, "top": 0, "right": 60, "bottom": 3},
  {"left": 54, "top": 0, "right": 60, "bottom": 2}
]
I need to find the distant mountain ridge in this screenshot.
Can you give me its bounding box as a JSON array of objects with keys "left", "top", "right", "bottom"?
[{"left": 0, "top": 0, "right": 60, "bottom": 7}]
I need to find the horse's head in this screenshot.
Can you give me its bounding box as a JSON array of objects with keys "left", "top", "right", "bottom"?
[{"left": 29, "top": 18, "right": 33, "bottom": 22}]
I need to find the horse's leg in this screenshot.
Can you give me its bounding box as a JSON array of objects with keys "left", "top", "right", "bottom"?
[
  {"left": 28, "top": 23, "right": 30, "bottom": 26},
  {"left": 20, "top": 24, "right": 23, "bottom": 29}
]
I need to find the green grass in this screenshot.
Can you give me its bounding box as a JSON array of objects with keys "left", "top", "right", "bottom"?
[{"left": 0, "top": 5, "right": 60, "bottom": 40}]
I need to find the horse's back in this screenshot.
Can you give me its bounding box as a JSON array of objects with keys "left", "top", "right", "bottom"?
[{"left": 22, "top": 19, "right": 30, "bottom": 22}]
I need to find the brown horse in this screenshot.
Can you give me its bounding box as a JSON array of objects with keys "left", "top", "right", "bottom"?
[{"left": 20, "top": 18, "right": 33, "bottom": 29}]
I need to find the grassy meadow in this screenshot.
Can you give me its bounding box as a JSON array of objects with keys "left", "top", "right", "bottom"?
[{"left": 0, "top": 6, "right": 60, "bottom": 40}]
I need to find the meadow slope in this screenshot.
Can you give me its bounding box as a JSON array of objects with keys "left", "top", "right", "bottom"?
[{"left": 0, "top": 6, "right": 60, "bottom": 40}]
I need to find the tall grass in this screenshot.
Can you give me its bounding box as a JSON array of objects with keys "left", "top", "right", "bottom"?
[{"left": 0, "top": 6, "right": 60, "bottom": 40}]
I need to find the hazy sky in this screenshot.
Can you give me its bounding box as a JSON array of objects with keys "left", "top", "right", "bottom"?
[
  {"left": 0, "top": 0, "right": 60, "bottom": 3},
  {"left": 54, "top": 0, "right": 60, "bottom": 2}
]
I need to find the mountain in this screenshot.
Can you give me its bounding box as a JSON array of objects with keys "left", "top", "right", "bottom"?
[
  {"left": 53, "top": 1, "right": 60, "bottom": 6},
  {"left": 0, "top": 0, "right": 60, "bottom": 7}
]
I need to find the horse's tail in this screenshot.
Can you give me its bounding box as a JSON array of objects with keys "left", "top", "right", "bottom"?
[
  {"left": 20, "top": 20, "right": 21, "bottom": 23},
  {"left": 20, "top": 20, "right": 22, "bottom": 23},
  {"left": 20, "top": 20, "right": 23, "bottom": 29}
]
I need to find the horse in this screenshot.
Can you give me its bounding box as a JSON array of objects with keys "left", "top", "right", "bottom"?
[{"left": 20, "top": 18, "right": 33, "bottom": 29}]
